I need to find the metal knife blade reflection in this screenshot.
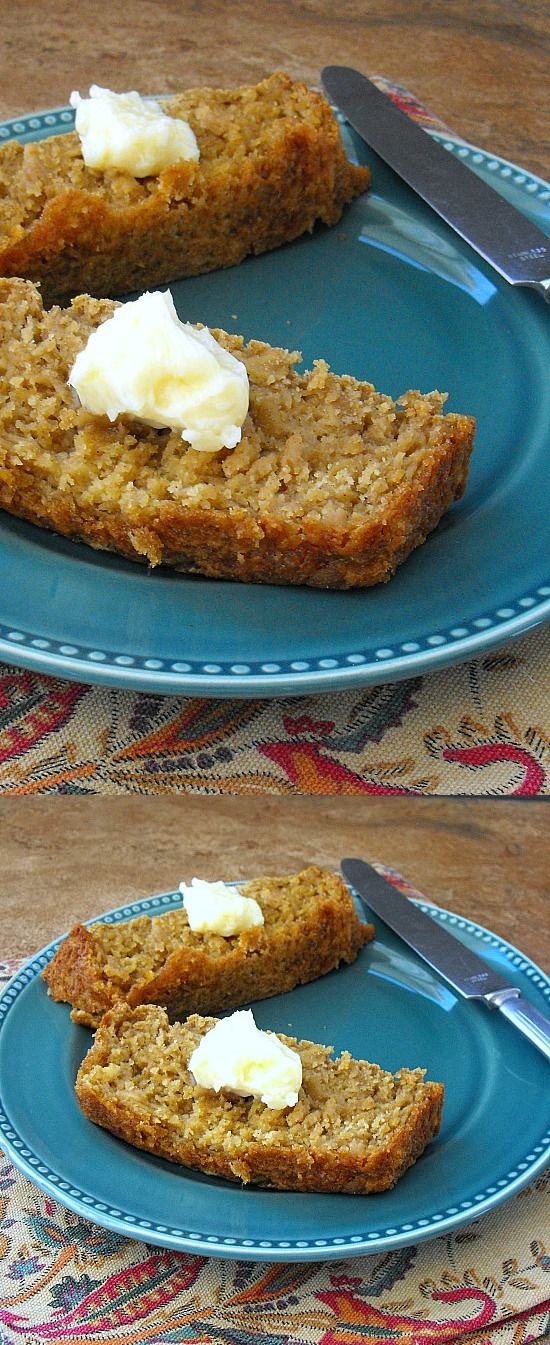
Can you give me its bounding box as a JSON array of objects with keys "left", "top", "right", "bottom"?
[
  {"left": 341, "top": 858, "right": 550, "bottom": 1062},
  {"left": 322, "top": 66, "right": 550, "bottom": 301}
]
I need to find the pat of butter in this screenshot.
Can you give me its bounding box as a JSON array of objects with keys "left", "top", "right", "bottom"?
[
  {"left": 189, "top": 1010, "right": 302, "bottom": 1110},
  {"left": 68, "top": 290, "right": 250, "bottom": 453},
  {"left": 179, "top": 878, "right": 264, "bottom": 936},
  {"left": 70, "top": 85, "right": 199, "bottom": 176}
]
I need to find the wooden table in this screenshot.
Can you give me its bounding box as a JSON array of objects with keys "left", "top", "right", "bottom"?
[
  {"left": 1, "top": 0, "right": 547, "bottom": 178},
  {"left": 1, "top": 797, "right": 548, "bottom": 971}
]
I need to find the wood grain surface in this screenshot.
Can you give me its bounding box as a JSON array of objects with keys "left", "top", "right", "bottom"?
[
  {"left": 1, "top": 797, "right": 548, "bottom": 971},
  {"left": 1, "top": 0, "right": 548, "bottom": 177}
]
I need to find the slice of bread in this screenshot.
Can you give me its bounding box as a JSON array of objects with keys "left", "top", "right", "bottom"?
[
  {"left": 0, "top": 279, "right": 475, "bottom": 588},
  {"left": 75, "top": 1002, "right": 444, "bottom": 1193},
  {"left": 0, "top": 73, "right": 369, "bottom": 307},
  {"left": 42, "top": 866, "right": 374, "bottom": 1027}
]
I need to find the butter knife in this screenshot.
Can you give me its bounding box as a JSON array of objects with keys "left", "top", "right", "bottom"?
[
  {"left": 341, "top": 858, "right": 550, "bottom": 1062},
  {"left": 322, "top": 66, "right": 550, "bottom": 302}
]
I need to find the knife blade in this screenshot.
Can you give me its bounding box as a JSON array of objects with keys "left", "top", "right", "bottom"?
[
  {"left": 321, "top": 66, "right": 550, "bottom": 302},
  {"left": 340, "top": 858, "right": 550, "bottom": 1063}
]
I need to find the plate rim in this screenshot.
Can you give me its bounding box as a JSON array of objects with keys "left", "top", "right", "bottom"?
[
  {"left": 0, "top": 107, "right": 548, "bottom": 696},
  {"left": 1, "top": 598, "right": 549, "bottom": 696},
  {"left": 1, "top": 888, "right": 549, "bottom": 1262}
]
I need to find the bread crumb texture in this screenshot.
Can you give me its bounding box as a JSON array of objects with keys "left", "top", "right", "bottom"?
[
  {"left": 0, "top": 279, "right": 475, "bottom": 587},
  {"left": 75, "top": 1002, "right": 444, "bottom": 1193},
  {"left": 0, "top": 73, "right": 370, "bottom": 305},
  {"left": 42, "top": 866, "right": 375, "bottom": 1026}
]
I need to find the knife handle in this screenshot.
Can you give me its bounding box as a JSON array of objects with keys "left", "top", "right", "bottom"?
[{"left": 493, "top": 993, "right": 550, "bottom": 1063}]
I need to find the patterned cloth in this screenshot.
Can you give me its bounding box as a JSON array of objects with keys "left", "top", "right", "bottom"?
[
  {"left": 0, "top": 79, "right": 548, "bottom": 797},
  {"left": 1, "top": 626, "right": 549, "bottom": 794},
  {"left": 1, "top": 1151, "right": 549, "bottom": 1344}
]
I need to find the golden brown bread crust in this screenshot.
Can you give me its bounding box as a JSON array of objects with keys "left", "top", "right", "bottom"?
[
  {"left": 75, "top": 1003, "right": 444, "bottom": 1193},
  {"left": 42, "top": 922, "right": 119, "bottom": 1026},
  {"left": 0, "top": 279, "right": 475, "bottom": 589},
  {"left": 42, "top": 866, "right": 374, "bottom": 1027},
  {"left": 0, "top": 73, "right": 369, "bottom": 306}
]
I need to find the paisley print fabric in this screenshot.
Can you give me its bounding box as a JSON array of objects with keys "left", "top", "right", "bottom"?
[
  {"left": 0, "top": 1147, "right": 548, "bottom": 1344},
  {"left": 1, "top": 628, "right": 548, "bottom": 795}
]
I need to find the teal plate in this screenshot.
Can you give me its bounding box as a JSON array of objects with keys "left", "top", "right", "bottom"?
[
  {"left": 0, "top": 889, "right": 549, "bottom": 1261},
  {"left": 0, "top": 107, "right": 549, "bottom": 695}
]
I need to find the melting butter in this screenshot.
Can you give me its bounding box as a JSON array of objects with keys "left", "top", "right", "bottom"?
[
  {"left": 70, "top": 84, "right": 199, "bottom": 176},
  {"left": 188, "top": 1010, "right": 302, "bottom": 1110},
  {"left": 180, "top": 878, "right": 264, "bottom": 936},
  {"left": 68, "top": 290, "right": 250, "bottom": 452}
]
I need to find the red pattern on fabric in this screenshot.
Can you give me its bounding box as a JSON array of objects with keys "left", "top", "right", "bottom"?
[
  {"left": 260, "top": 741, "right": 415, "bottom": 793},
  {"left": 0, "top": 670, "right": 84, "bottom": 761},
  {"left": 441, "top": 744, "right": 545, "bottom": 796}
]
